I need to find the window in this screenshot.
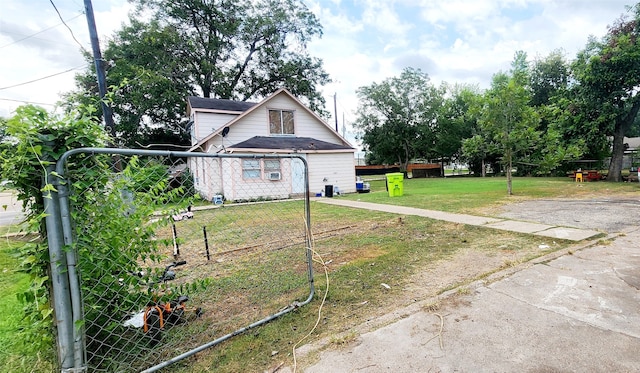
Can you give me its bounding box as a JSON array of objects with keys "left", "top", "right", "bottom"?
[
  {"left": 269, "top": 109, "right": 294, "bottom": 135},
  {"left": 264, "top": 159, "right": 281, "bottom": 173},
  {"left": 242, "top": 159, "right": 261, "bottom": 179},
  {"left": 264, "top": 159, "right": 281, "bottom": 180},
  {"left": 242, "top": 159, "right": 281, "bottom": 180}
]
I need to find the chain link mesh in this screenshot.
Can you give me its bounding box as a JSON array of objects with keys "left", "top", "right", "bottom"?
[{"left": 61, "top": 151, "right": 311, "bottom": 372}]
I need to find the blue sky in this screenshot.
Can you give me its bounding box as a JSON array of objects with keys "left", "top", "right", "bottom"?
[{"left": 0, "top": 0, "right": 636, "bottom": 144}]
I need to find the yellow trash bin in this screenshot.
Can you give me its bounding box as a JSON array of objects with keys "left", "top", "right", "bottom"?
[{"left": 385, "top": 173, "right": 404, "bottom": 197}]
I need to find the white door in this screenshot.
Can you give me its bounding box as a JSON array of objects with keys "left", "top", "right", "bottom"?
[{"left": 291, "top": 155, "right": 306, "bottom": 194}]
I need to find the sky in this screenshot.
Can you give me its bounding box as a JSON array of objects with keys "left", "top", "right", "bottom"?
[{"left": 0, "top": 0, "right": 636, "bottom": 144}]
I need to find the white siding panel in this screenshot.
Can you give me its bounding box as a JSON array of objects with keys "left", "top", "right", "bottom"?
[
  {"left": 194, "top": 112, "right": 238, "bottom": 143},
  {"left": 307, "top": 153, "right": 356, "bottom": 195},
  {"left": 190, "top": 157, "right": 223, "bottom": 202},
  {"left": 194, "top": 92, "right": 352, "bottom": 148},
  {"left": 265, "top": 95, "right": 345, "bottom": 144}
]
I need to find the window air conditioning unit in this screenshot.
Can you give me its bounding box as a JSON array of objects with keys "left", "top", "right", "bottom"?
[{"left": 268, "top": 171, "right": 281, "bottom": 180}]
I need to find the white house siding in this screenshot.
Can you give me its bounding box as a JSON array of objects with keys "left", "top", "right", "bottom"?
[
  {"left": 265, "top": 95, "right": 343, "bottom": 144},
  {"left": 193, "top": 112, "right": 239, "bottom": 143},
  {"left": 196, "top": 94, "right": 345, "bottom": 148},
  {"left": 307, "top": 153, "right": 356, "bottom": 195},
  {"left": 226, "top": 157, "right": 293, "bottom": 201},
  {"left": 191, "top": 157, "right": 224, "bottom": 202}
]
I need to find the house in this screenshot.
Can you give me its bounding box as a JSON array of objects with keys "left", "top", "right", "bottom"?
[
  {"left": 623, "top": 137, "right": 640, "bottom": 167},
  {"left": 187, "top": 89, "right": 356, "bottom": 202}
]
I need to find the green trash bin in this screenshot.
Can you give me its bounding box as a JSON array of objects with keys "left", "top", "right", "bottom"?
[{"left": 385, "top": 172, "right": 404, "bottom": 197}]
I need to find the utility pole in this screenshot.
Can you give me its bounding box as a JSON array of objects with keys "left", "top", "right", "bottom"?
[
  {"left": 84, "top": 0, "right": 116, "bottom": 139},
  {"left": 333, "top": 92, "right": 338, "bottom": 132}
]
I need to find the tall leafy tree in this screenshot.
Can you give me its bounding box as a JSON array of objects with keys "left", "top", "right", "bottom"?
[
  {"left": 475, "top": 63, "right": 541, "bottom": 194},
  {"left": 68, "top": 0, "right": 330, "bottom": 147},
  {"left": 436, "top": 84, "right": 480, "bottom": 171},
  {"left": 67, "top": 19, "right": 194, "bottom": 148},
  {"left": 354, "top": 68, "right": 444, "bottom": 171},
  {"left": 526, "top": 50, "right": 585, "bottom": 175},
  {"left": 529, "top": 49, "right": 570, "bottom": 108},
  {"left": 567, "top": 4, "right": 640, "bottom": 181}
]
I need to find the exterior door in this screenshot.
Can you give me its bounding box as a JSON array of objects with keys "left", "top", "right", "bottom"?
[{"left": 291, "top": 155, "right": 306, "bottom": 194}]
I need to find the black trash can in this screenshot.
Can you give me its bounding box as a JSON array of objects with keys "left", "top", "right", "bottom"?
[{"left": 325, "top": 185, "right": 334, "bottom": 198}]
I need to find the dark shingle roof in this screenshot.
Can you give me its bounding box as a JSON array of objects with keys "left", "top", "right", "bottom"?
[
  {"left": 188, "top": 96, "right": 257, "bottom": 112},
  {"left": 230, "top": 136, "right": 354, "bottom": 151}
]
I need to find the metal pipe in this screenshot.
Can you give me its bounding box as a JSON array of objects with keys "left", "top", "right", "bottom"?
[
  {"left": 172, "top": 223, "right": 180, "bottom": 257},
  {"left": 57, "top": 147, "right": 311, "bottom": 168},
  {"left": 43, "top": 163, "right": 75, "bottom": 371},
  {"left": 203, "top": 226, "right": 210, "bottom": 261},
  {"left": 57, "top": 174, "right": 87, "bottom": 371},
  {"left": 140, "top": 296, "right": 313, "bottom": 373}
]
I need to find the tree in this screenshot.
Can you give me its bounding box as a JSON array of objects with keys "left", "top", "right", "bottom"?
[
  {"left": 568, "top": 4, "right": 640, "bottom": 181},
  {"left": 0, "top": 116, "right": 8, "bottom": 155},
  {"left": 67, "top": 19, "right": 194, "bottom": 148},
  {"left": 475, "top": 64, "right": 541, "bottom": 194},
  {"left": 354, "top": 68, "right": 444, "bottom": 171},
  {"left": 436, "top": 84, "right": 480, "bottom": 172},
  {"left": 461, "top": 134, "right": 496, "bottom": 177},
  {"left": 68, "top": 0, "right": 330, "bottom": 147},
  {"left": 529, "top": 49, "right": 570, "bottom": 108}
]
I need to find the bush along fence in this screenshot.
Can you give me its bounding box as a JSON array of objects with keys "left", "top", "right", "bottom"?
[{"left": 45, "top": 148, "right": 315, "bottom": 372}]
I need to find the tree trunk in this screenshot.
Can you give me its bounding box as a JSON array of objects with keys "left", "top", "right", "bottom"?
[
  {"left": 607, "top": 100, "right": 640, "bottom": 182},
  {"left": 607, "top": 123, "right": 625, "bottom": 182},
  {"left": 506, "top": 149, "right": 513, "bottom": 195}
]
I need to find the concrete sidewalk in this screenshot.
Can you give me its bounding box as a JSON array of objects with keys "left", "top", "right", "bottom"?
[
  {"left": 285, "top": 199, "right": 640, "bottom": 372},
  {"left": 313, "top": 198, "right": 602, "bottom": 241}
]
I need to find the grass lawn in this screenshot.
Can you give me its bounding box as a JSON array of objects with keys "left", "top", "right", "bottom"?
[
  {"left": 3, "top": 176, "right": 637, "bottom": 372},
  {"left": 352, "top": 176, "right": 640, "bottom": 213},
  {"left": 0, "top": 237, "right": 54, "bottom": 373}
]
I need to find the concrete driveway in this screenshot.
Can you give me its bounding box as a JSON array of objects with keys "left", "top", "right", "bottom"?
[
  {"left": 291, "top": 228, "right": 640, "bottom": 372},
  {"left": 286, "top": 198, "right": 640, "bottom": 372}
]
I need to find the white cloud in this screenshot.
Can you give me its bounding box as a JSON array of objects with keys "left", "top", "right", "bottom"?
[
  {"left": 360, "top": 0, "right": 413, "bottom": 38},
  {"left": 0, "top": 0, "right": 635, "bottom": 152},
  {"left": 0, "top": 0, "right": 131, "bottom": 117}
]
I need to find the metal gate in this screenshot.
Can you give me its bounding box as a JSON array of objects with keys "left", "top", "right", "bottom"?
[{"left": 45, "top": 148, "right": 314, "bottom": 372}]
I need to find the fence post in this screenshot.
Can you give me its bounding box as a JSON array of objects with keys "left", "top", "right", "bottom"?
[
  {"left": 43, "top": 162, "right": 75, "bottom": 371},
  {"left": 56, "top": 163, "right": 86, "bottom": 371}
]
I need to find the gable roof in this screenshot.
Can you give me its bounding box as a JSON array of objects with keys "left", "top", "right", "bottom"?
[
  {"left": 228, "top": 136, "right": 354, "bottom": 153},
  {"left": 188, "top": 88, "right": 352, "bottom": 152},
  {"left": 187, "top": 96, "right": 257, "bottom": 114}
]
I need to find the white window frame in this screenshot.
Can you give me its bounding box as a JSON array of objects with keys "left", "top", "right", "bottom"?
[{"left": 242, "top": 159, "right": 261, "bottom": 180}]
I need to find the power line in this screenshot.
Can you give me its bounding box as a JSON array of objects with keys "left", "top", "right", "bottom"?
[
  {"left": 49, "top": 0, "right": 88, "bottom": 54},
  {"left": 0, "top": 65, "right": 87, "bottom": 90},
  {"left": 0, "top": 97, "right": 56, "bottom": 106},
  {"left": 0, "top": 13, "right": 85, "bottom": 49}
]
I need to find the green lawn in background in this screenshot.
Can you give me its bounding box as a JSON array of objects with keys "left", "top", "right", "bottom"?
[{"left": 349, "top": 176, "right": 640, "bottom": 214}]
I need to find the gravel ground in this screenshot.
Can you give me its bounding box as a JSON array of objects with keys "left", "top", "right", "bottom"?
[{"left": 497, "top": 197, "right": 640, "bottom": 233}]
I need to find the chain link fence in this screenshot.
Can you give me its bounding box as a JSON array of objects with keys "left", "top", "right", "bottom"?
[{"left": 47, "top": 148, "right": 314, "bottom": 372}]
